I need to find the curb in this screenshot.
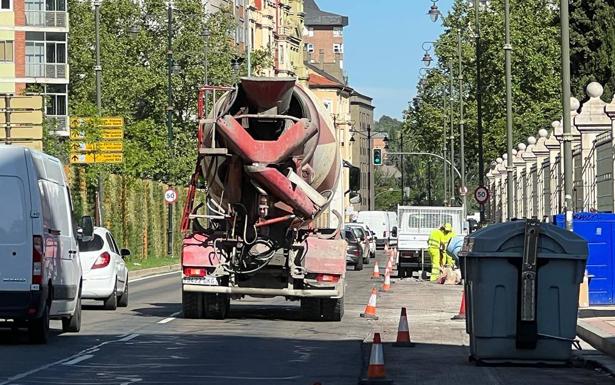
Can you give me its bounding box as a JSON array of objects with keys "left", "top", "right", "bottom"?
[
  {"left": 577, "top": 321, "right": 615, "bottom": 376},
  {"left": 128, "top": 264, "right": 181, "bottom": 281}
]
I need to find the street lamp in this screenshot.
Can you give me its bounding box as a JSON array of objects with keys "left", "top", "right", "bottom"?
[
  {"left": 428, "top": 0, "right": 442, "bottom": 23},
  {"left": 421, "top": 42, "right": 436, "bottom": 67}
]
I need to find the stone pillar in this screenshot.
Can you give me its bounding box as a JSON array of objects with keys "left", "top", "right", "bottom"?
[
  {"left": 514, "top": 145, "right": 527, "bottom": 218},
  {"left": 532, "top": 129, "right": 550, "bottom": 219},
  {"left": 523, "top": 137, "right": 538, "bottom": 217},
  {"left": 574, "top": 82, "right": 610, "bottom": 212},
  {"left": 546, "top": 125, "right": 562, "bottom": 216},
  {"left": 603, "top": 92, "right": 615, "bottom": 212},
  {"left": 553, "top": 113, "right": 581, "bottom": 213},
  {"left": 497, "top": 156, "right": 508, "bottom": 221}
]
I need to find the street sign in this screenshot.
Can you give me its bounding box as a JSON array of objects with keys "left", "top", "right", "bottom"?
[
  {"left": 164, "top": 188, "right": 178, "bottom": 204},
  {"left": 459, "top": 186, "right": 468, "bottom": 196},
  {"left": 70, "top": 116, "right": 124, "bottom": 129},
  {"left": 70, "top": 128, "right": 124, "bottom": 140},
  {"left": 474, "top": 186, "right": 490, "bottom": 205},
  {"left": 70, "top": 141, "right": 124, "bottom": 152},
  {"left": 69, "top": 152, "right": 124, "bottom": 164}
]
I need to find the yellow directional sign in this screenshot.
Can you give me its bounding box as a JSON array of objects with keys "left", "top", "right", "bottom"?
[
  {"left": 70, "top": 116, "right": 124, "bottom": 129},
  {"left": 70, "top": 141, "right": 124, "bottom": 152},
  {"left": 70, "top": 152, "right": 124, "bottom": 164},
  {"left": 70, "top": 128, "right": 124, "bottom": 140}
]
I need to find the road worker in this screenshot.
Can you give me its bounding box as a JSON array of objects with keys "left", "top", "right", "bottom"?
[{"left": 427, "top": 223, "right": 455, "bottom": 281}]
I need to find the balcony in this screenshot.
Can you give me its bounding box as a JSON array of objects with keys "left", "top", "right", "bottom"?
[
  {"left": 25, "top": 63, "right": 67, "bottom": 79},
  {"left": 24, "top": 11, "right": 68, "bottom": 28}
]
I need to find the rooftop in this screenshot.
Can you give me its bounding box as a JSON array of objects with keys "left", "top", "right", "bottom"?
[{"left": 304, "top": 0, "right": 349, "bottom": 27}]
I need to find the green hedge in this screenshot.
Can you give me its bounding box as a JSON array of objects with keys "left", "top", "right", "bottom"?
[{"left": 69, "top": 171, "right": 187, "bottom": 260}]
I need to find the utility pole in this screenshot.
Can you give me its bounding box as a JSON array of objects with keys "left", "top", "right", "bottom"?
[
  {"left": 560, "top": 0, "right": 573, "bottom": 231},
  {"left": 443, "top": 86, "right": 448, "bottom": 205},
  {"left": 245, "top": 0, "right": 251, "bottom": 76},
  {"left": 166, "top": 2, "right": 174, "bottom": 256},
  {"left": 400, "top": 132, "right": 404, "bottom": 206},
  {"left": 504, "top": 0, "right": 514, "bottom": 221},
  {"left": 449, "top": 61, "right": 455, "bottom": 206},
  {"left": 367, "top": 124, "right": 372, "bottom": 210},
  {"left": 458, "top": 30, "right": 467, "bottom": 220},
  {"left": 94, "top": 0, "right": 104, "bottom": 226},
  {"left": 474, "top": 0, "right": 485, "bottom": 223}
]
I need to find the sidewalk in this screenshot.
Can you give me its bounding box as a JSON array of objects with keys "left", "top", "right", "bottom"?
[
  {"left": 577, "top": 307, "right": 615, "bottom": 371},
  {"left": 357, "top": 258, "right": 615, "bottom": 384}
]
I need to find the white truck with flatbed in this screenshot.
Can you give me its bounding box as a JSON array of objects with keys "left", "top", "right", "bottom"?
[{"left": 396, "top": 206, "right": 464, "bottom": 278}]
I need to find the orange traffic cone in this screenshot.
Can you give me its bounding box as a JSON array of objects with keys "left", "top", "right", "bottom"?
[
  {"left": 393, "top": 307, "right": 414, "bottom": 347},
  {"left": 385, "top": 257, "right": 393, "bottom": 272},
  {"left": 371, "top": 262, "right": 381, "bottom": 279},
  {"left": 359, "top": 333, "right": 393, "bottom": 385},
  {"left": 360, "top": 288, "right": 379, "bottom": 320},
  {"left": 451, "top": 291, "right": 466, "bottom": 320},
  {"left": 380, "top": 271, "right": 391, "bottom": 292}
]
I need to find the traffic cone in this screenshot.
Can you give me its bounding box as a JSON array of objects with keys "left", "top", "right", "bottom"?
[
  {"left": 371, "top": 262, "right": 381, "bottom": 279},
  {"left": 380, "top": 271, "right": 391, "bottom": 292},
  {"left": 451, "top": 291, "right": 466, "bottom": 320},
  {"left": 385, "top": 257, "right": 393, "bottom": 272},
  {"left": 393, "top": 307, "right": 414, "bottom": 347},
  {"left": 360, "top": 288, "right": 379, "bottom": 320},
  {"left": 359, "top": 333, "right": 393, "bottom": 385}
]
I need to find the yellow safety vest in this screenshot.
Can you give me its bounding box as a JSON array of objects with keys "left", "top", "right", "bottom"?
[{"left": 427, "top": 229, "right": 443, "bottom": 250}]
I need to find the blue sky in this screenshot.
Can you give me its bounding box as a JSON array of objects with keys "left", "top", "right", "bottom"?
[{"left": 315, "top": 0, "right": 453, "bottom": 120}]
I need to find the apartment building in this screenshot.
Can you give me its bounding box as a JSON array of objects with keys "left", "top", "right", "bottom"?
[{"left": 0, "top": 0, "right": 68, "bottom": 134}]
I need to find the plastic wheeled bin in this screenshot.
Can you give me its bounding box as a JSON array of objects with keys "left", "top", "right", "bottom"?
[{"left": 459, "top": 219, "right": 588, "bottom": 364}]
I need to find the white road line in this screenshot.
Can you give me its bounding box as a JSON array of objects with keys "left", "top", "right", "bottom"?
[
  {"left": 158, "top": 317, "right": 175, "bottom": 324},
  {"left": 118, "top": 333, "right": 139, "bottom": 342},
  {"left": 129, "top": 270, "right": 180, "bottom": 283},
  {"left": 62, "top": 354, "right": 94, "bottom": 366},
  {"left": 169, "top": 311, "right": 180, "bottom": 317}
]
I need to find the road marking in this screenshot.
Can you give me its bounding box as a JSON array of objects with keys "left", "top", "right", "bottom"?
[
  {"left": 129, "top": 270, "right": 180, "bottom": 283},
  {"left": 63, "top": 354, "right": 94, "bottom": 366},
  {"left": 158, "top": 317, "right": 175, "bottom": 324},
  {"left": 118, "top": 333, "right": 139, "bottom": 342}
]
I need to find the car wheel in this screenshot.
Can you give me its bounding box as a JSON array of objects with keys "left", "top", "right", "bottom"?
[
  {"left": 355, "top": 258, "right": 364, "bottom": 271},
  {"left": 321, "top": 297, "right": 344, "bottom": 322},
  {"left": 182, "top": 291, "right": 203, "bottom": 319},
  {"left": 203, "top": 294, "right": 229, "bottom": 320},
  {"left": 28, "top": 301, "right": 50, "bottom": 344},
  {"left": 118, "top": 280, "right": 129, "bottom": 307},
  {"left": 300, "top": 298, "right": 321, "bottom": 321},
  {"left": 62, "top": 294, "right": 82, "bottom": 333},
  {"left": 103, "top": 280, "right": 118, "bottom": 310}
]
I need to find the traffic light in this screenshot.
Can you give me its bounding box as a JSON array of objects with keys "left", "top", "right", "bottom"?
[{"left": 373, "top": 148, "right": 383, "bottom": 166}]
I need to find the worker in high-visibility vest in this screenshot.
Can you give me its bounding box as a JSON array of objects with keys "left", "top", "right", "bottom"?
[
  {"left": 427, "top": 223, "right": 454, "bottom": 281},
  {"left": 440, "top": 223, "right": 456, "bottom": 267}
]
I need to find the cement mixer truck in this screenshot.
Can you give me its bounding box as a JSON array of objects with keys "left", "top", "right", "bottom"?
[{"left": 179, "top": 78, "right": 359, "bottom": 321}]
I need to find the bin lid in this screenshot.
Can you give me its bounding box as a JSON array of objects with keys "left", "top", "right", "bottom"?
[{"left": 459, "top": 220, "right": 588, "bottom": 260}]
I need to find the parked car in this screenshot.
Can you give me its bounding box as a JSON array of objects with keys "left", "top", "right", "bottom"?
[
  {"left": 345, "top": 225, "right": 370, "bottom": 265},
  {"left": 342, "top": 228, "right": 363, "bottom": 271},
  {"left": 387, "top": 211, "right": 398, "bottom": 247},
  {"left": 79, "top": 227, "right": 130, "bottom": 310},
  {"left": 0, "top": 145, "right": 88, "bottom": 343},
  {"left": 347, "top": 223, "right": 376, "bottom": 258}
]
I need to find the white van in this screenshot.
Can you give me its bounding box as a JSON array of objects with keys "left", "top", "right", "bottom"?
[
  {"left": 356, "top": 211, "right": 397, "bottom": 249},
  {"left": 386, "top": 211, "right": 398, "bottom": 246},
  {"left": 0, "top": 145, "right": 87, "bottom": 343}
]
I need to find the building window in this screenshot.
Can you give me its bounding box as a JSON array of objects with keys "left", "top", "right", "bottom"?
[
  {"left": 323, "top": 100, "right": 332, "bottom": 111},
  {"left": 0, "top": 41, "right": 13, "bottom": 62},
  {"left": 333, "top": 27, "right": 343, "bottom": 37},
  {"left": 307, "top": 27, "right": 314, "bottom": 37},
  {"left": 333, "top": 44, "right": 343, "bottom": 54},
  {"left": 305, "top": 43, "right": 314, "bottom": 53},
  {"left": 45, "top": 84, "right": 67, "bottom": 117},
  {"left": 1, "top": 0, "right": 11, "bottom": 10}
]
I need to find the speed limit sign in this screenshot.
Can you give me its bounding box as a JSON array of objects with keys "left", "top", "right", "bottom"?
[
  {"left": 164, "top": 188, "right": 178, "bottom": 204},
  {"left": 474, "top": 186, "right": 490, "bottom": 205}
]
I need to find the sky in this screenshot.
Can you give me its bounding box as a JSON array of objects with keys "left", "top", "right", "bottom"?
[{"left": 315, "top": 0, "right": 454, "bottom": 121}]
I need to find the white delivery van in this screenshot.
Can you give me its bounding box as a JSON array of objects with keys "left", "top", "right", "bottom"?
[
  {"left": 0, "top": 145, "right": 88, "bottom": 343},
  {"left": 356, "top": 211, "right": 394, "bottom": 249}
]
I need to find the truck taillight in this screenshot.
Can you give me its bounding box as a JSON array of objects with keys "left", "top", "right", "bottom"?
[
  {"left": 315, "top": 274, "right": 340, "bottom": 283},
  {"left": 92, "top": 252, "right": 111, "bottom": 269},
  {"left": 384, "top": 231, "right": 388, "bottom": 238},
  {"left": 183, "top": 267, "right": 206, "bottom": 277},
  {"left": 32, "top": 235, "right": 44, "bottom": 285}
]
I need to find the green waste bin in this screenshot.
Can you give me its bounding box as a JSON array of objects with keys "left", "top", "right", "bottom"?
[{"left": 459, "top": 219, "right": 588, "bottom": 364}]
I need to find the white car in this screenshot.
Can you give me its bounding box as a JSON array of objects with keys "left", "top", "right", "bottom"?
[
  {"left": 79, "top": 227, "right": 130, "bottom": 310},
  {"left": 347, "top": 222, "right": 376, "bottom": 257}
]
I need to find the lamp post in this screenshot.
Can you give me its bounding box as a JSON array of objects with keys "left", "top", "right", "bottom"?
[
  {"left": 504, "top": 0, "right": 514, "bottom": 221},
  {"left": 166, "top": 1, "right": 175, "bottom": 256},
  {"left": 383, "top": 133, "right": 405, "bottom": 206},
  {"left": 428, "top": 0, "right": 442, "bottom": 23},
  {"left": 93, "top": 0, "right": 104, "bottom": 226},
  {"left": 448, "top": 61, "right": 456, "bottom": 206},
  {"left": 457, "top": 30, "right": 467, "bottom": 221},
  {"left": 421, "top": 42, "right": 436, "bottom": 67},
  {"left": 203, "top": 27, "right": 210, "bottom": 115},
  {"left": 474, "top": 0, "right": 486, "bottom": 224},
  {"left": 560, "top": 0, "right": 573, "bottom": 231},
  {"left": 350, "top": 124, "right": 386, "bottom": 210}
]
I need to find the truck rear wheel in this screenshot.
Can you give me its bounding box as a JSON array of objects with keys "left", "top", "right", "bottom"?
[
  {"left": 321, "top": 297, "right": 344, "bottom": 322},
  {"left": 203, "top": 294, "right": 230, "bottom": 320},
  {"left": 300, "top": 298, "right": 321, "bottom": 321},
  {"left": 28, "top": 302, "right": 49, "bottom": 344},
  {"left": 182, "top": 291, "right": 204, "bottom": 319}
]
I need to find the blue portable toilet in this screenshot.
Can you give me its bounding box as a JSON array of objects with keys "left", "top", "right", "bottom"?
[{"left": 554, "top": 213, "right": 615, "bottom": 305}]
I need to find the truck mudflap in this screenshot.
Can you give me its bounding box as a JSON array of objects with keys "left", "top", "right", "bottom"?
[
  {"left": 182, "top": 284, "right": 343, "bottom": 299},
  {"left": 303, "top": 236, "right": 346, "bottom": 275}
]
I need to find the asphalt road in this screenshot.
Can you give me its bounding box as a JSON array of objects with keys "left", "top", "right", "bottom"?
[{"left": 0, "top": 252, "right": 613, "bottom": 385}]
